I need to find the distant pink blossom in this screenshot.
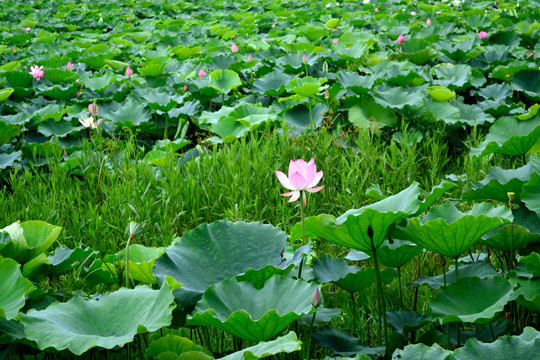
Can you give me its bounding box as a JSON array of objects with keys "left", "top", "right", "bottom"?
[
  {"left": 332, "top": 28, "right": 337, "bottom": 32},
  {"left": 332, "top": 38, "right": 338, "bottom": 44},
  {"left": 66, "top": 61, "right": 74, "bottom": 71},
  {"left": 302, "top": 54, "right": 308, "bottom": 64},
  {"left": 198, "top": 69, "right": 206, "bottom": 78},
  {"left": 125, "top": 65, "right": 134, "bottom": 77},
  {"left": 375, "top": 7, "right": 379, "bottom": 12},
  {"left": 126, "top": 17, "right": 130, "bottom": 22},
  {"left": 231, "top": 42, "right": 238, "bottom": 53},
  {"left": 76, "top": 91, "right": 81, "bottom": 97},
  {"left": 272, "top": 21, "right": 277, "bottom": 28},
  {"left": 248, "top": 54, "right": 253, "bottom": 62},
  {"left": 29, "top": 65, "right": 44, "bottom": 80},
  {"left": 478, "top": 31, "right": 487, "bottom": 40},
  {"left": 397, "top": 34, "right": 405, "bottom": 45},
  {"left": 410, "top": 11, "right": 416, "bottom": 15},
  {"left": 427, "top": 18, "right": 432, "bottom": 26},
  {"left": 24, "top": 27, "right": 31, "bottom": 32},
  {"left": 89, "top": 104, "right": 98, "bottom": 116}
]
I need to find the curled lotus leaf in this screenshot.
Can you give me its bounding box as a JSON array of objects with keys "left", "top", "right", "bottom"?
[
  {"left": 0, "top": 257, "right": 36, "bottom": 320},
  {"left": 0, "top": 221, "right": 62, "bottom": 264},
  {"left": 218, "top": 331, "right": 302, "bottom": 360}
]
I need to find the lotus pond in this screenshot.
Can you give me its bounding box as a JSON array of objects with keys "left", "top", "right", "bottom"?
[{"left": 1, "top": 0, "right": 540, "bottom": 359}]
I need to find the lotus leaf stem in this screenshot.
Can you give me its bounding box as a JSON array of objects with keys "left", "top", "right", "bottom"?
[{"left": 305, "top": 311, "right": 317, "bottom": 360}]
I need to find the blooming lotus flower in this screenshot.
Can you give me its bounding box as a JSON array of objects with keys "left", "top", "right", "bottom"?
[
  {"left": 478, "top": 31, "right": 487, "bottom": 39},
  {"left": 311, "top": 288, "right": 321, "bottom": 308},
  {"left": 25, "top": 27, "right": 31, "bottom": 32},
  {"left": 198, "top": 69, "right": 206, "bottom": 78},
  {"left": 125, "top": 65, "right": 133, "bottom": 77},
  {"left": 410, "top": 11, "right": 417, "bottom": 15},
  {"left": 79, "top": 116, "right": 102, "bottom": 129},
  {"left": 66, "top": 61, "right": 74, "bottom": 71},
  {"left": 426, "top": 18, "right": 432, "bottom": 26},
  {"left": 29, "top": 65, "right": 44, "bottom": 80},
  {"left": 332, "top": 38, "right": 338, "bottom": 44},
  {"left": 89, "top": 104, "right": 98, "bottom": 116},
  {"left": 231, "top": 42, "right": 238, "bottom": 53},
  {"left": 275, "top": 158, "right": 324, "bottom": 203},
  {"left": 397, "top": 34, "right": 405, "bottom": 45}
]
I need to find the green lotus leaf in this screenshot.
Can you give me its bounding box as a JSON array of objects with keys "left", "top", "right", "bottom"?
[
  {"left": 153, "top": 220, "right": 286, "bottom": 310},
  {"left": 312, "top": 255, "right": 376, "bottom": 293},
  {"left": 372, "top": 85, "right": 425, "bottom": 110},
  {"left": 518, "top": 104, "right": 540, "bottom": 121},
  {"left": 311, "top": 326, "right": 384, "bottom": 357},
  {"left": 139, "top": 62, "right": 168, "bottom": 77},
  {"left": 335, "top": 42, "right": 371, "bottom": 62},
  {"left": 108, "top": 99, "right": 152, "bottom": 126},
  {"left": 79, "top": 72, "right": 116, "bottom": 93},
  {"left": 0, "top": 151, "right": 22, "bottom": 169},
  {"left": 337, "top": 72, "right": 375, "bottom": 95},
  {"left": 0, "top": 88, "right": 14, "bottom": 102},
  {"left": 33, "top": 104, "right": 67, "bottom": 123},
  {"left": 252, "top": 71, "right": 292, "bottom": 96},
  {"left": 370, "top": 60, "right": 426, "bottom": 87},
  {"left": 403, "top": 203, "right": 513, "bottom": 258},
  {"left": 386, "top": 310, "right": 432, "bottom": 335},
  {"left": 348, "top": 97, "right": 398, "bottom": 130},
  {"left": 188, "top": 276, "right": 317, "bottom": 342},
  {"left": 146, "top": 334, "right": 213, "bottom": 359},
  {"left": 425, "top": 86, "right": 455, "bottom": 102},
  {"left": 452, "top": 327, "right": 540, "bottom": 360},
  {"left": 476, "top": 83, "right": 512, "bottom": 101},
  {"left": 0, "top": 221, "right": 62, "bottom": 264},
  {"left": 47, "top": 246, "right": 96, "bottom": 276},
  {"left": 412, "top": 262, "right": 500, "bottom": 289},
  {"left": 0, "top": 257, "right": 36, "bottom": 320},
  {"left": 391, "top": 343, "right": 451, "bottom": 360},
  {"left": 512, "top": 70, "right": 540, "bottom": 100},
  {"left": 171, "top": 46, "right": 201, "bottom": 59},
  {"left": 286, "top": 76, "right": 327, "bottom": 98},
  {"left": 470, "top": 115, "right": 540, "bottom": 160},
  {"left": 429, "top": 276, "right": 513, "bottom": 325},
  {"left": 425, "top": 101, "right": 460, "bottom": 124},
  {"left": 297, "top": 307, "right": 341, "bottom": 328},
  {"left": 399, "top": 39, "right": 438, "bottom": 65},
  {"left": 463, "top": 159, "right": 536, "bottom": 203},
  {"left": 520, "top": 252, "right": 540, "bottom": 278},
  {"left": 219, "top": 331, "right": 301, "bottom": 360},
  {"left": 37, "top": 119, "right": 77, "bottom": 138},
  {"left": 43, "top": 69, "right": 77, "bottom": 84},
  {"left": 209, "top": 70, "right": 242, "bottom": 94},
  {"left": 293, "top": 183, "right": 422, "bottom": 252},
  {"left": 141, "top": 89, "right": 185, "bottom": 112},
  {"left": 234, "top": 265, "right": 294, "bottom": 290},
  {"left": 522, "top": 173, "right": 540, "bottom": 218},
  {"left": 4, "top": 71, "right": 33, "bottom": 88},
  {"left": 375, "top": 240, "right": 423, "bottom": 269},
  {"left": 82, "top": 54, "right": 113, "bottom": 69},
  {"left": 104, "top": 59, "right": 130, "bottom": 70},
  {"left": 282, "top": 103, "right": 328, "bottom": 135},
  {"left": 0, "top": 121, "right": 20, "bottom": 146},
  {"left": 20, "top": 282, "right": 177, "bottom": 355},
  {"left": 509, "top": 277, "right": 540, "bottom": 312},
  {"left": 436, "top": 39, "right": 476, "bottom": 62},
  {"left": 38, "top": 84, "right": 78, "bottom": 100},
  {"left": 105, "top": 244, "right": 164, "bottom": 285},
  {"left": 482, "top": 207, "right": 540, "bottom": 252}
]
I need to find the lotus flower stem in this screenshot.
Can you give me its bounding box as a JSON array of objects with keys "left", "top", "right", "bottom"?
[
  {"left": 305, "top": 311, "right": 317, "bottom": 359},
  {"left": 369, "top": 229, "right": 389, "bottom": 352},
  {"left": 308, "top": 98, "right": 314, "bottom": 130},
  {"left": 455, "top": 257, "right": 460, "bottom": 347},
  {"left": 397, "top": 267, "right": 403, "bottom": 309},
  {"left": 351, "top": 292, "right": 357, "bottom": 335},
  {"left": 298, "top": 192, "right": 306, "bottom": 279},
  {"left": 125, "top": 234, "right": 133, "bottom": 288}
]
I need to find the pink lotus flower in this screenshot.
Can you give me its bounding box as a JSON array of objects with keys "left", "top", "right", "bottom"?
[
  {"left": 427, "top": 18, "right": 432, "bottom": 26},
  {"left": 29, "top": 65, "right": 44, "bottom": 80},
  {"left": 198, "top": 69, "right": 206, "bottom": 78},
  {"left": 375, "top": 7, "right": 379, "bottom": 12},
  {"left": 248, "top": 54, "right": 253, "bottom": 62},
  {"left": 231, "top": 42, "right": 238, "bottom": 53},
  {"left": 478, "top": 31, "right": 487, "bottom": 40},
  {"left": 125, "top": 65, "right": 134, "bottom": 77},
  {"left": 79, "top": 115, "right": 102, "bottom": 129},
  {"left": 275, "top": 158, "right": 324, "bottom": 203},
  {"left": 410, "top": 11, "right": 416, "bottom": 15},
  {"left": 332, "top": 28, "right": 337, "bottom": 32},
  {"left": 66, "top": 61, "right": 74, "bottom": 71},
  {"left": 332, "top": 38, "right": 338, "bottom": 44},
  {"left": 25, "top": 27, "right": 31, "bottom": 32},
  {"left": 76, "top": 91, "right": 81, "bottom": 97},
  {"left": 89, "top": 104, "right": 98, "bottom": 116},
  {"left": 311, "top": 288, "right": 321, "bottom": 308},
  {"left": 126, "top": 17, "right": 130, "bottom": 22},
  {"left": 302, "top": 54, "right": 308, "bottom": 64},
  {"left": 397, "top": 34, "right": 405, "bottom": 45}
]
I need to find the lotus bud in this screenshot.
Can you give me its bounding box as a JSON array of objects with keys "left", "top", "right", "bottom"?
[
  {"left": 332, "top": 28, "right": 337, "bottom": 32},
  {"left": 66, "top": 61, "right": 74, "bottom": 71},
  {"left": 126, "top": 17, "right": 130, "bottom": 22},
  {"left": 231, "top": 42, "right": 238, "bottom": 53},
  {"left": 410, "top": 11, "right": 416, "bottom": 15},
  {"left": 375, "top": 7, "right": 379, "bottom": 12},
  {"left": 322, "top": 61, "right": 329, "bottom": 73},
  {"left": 302, "top": 54, "right": 308, "bottom": 64},
  {"left": 184, "top": 84, "right": 189, "bottom": 92},
  {"left": 311, "top": 288, "right": 321, "bottom": 308},
  {"left": 89, "top": 103, "right": 98, "bottom": 116},
  {"left": 397, "top": 34, "right": 405, "bottom": 45},
  {"left": 478, "top": 31, "right": 487, "bottom": 39},
  {"left": 427, "top": 18, "right": 432, "bottom": 26},
  {"left": 76, "top": 91, "right": 81, "bottom": 97},
  {"left": 325, "top": 89, "right": 330, "bottom": 99},
  {"left": 332, "top": 38, "right": 338, "bottom": 44},
  {"left": 248, "top": 53, "right": 253, "bottom": 62},
  {"left": 198, "top": 69, "right": 206, "bottom": 79},
  {"left": 125, "top": 65, "right": 134, "bottom": 77}
]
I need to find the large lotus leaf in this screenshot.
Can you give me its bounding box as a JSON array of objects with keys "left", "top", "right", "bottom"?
[
  {"left": 47, "top": 247, "right": 96, "bottom": 276},
  {"left": 391, "top": 343, "right": 451, "bottom": 360},
  {"left": 412, "top": 262, "right": 500, "bottom": 289},
  {"left": 37, "top": 119, "right": 77, "bottom": 138},
  {"left": 463, "top": 160, "right": 535, "bottom": 203},
  {"left": 452, "top": 327, "right": 540, "bottom": 360},
  {"left": 141, "top": 89, "right": 185, "bottom": 112},
  {"left": 285, "top": 76, "right": 327, "bottom": 98},
  {"left": 370, "top": 60, "right": 426, "bottom": 87},
  {"left": 482, "top": 208, "right": 540, "bottom": 252},
  {"left": 386, "top": 310, "right": 432, "bottom": 335},
  {"left": 4, "top": 71, "right": 33, "bottom": 88},
  {"left": 437, "top": 39, "right": 476, "bottom": 62},
  {"left": 153, "top": 221, "right": 286, "bottom": 310},
  {"left": 522, "top": 173, "right": 540, "bottom": 218},
  {"left": 0, "top": 121, "right": 20, "bottom": 146},
  {"left": 509, "top": 277, "right": 540, "bottom": 312},
  {"left": 375, "top": 240, "right": 423, "bottom": 268},
  {"left": 372, "top": 85, "right": 425, "bottom": 109},
  {"left": 520, "top": 252, "right": 540, "bottom": 277},
  {"left": 402, "top": 203, "right": 512, "bottom": 258},
  {"left": 108, "top": 99, "right": 152, "bottom": 127},
  {"left": 429, "top": 276, "right": 513, "bottom": 325},
  {"left": 311, "top": 326, "right": 384, "bottom": 357},
  {"left": 476, "top": 83, "right": 512, "bottom": 102},
  {"left": 188, "top": 276, "right": 316, "bottom": 342},
  {"left": 348, "top": 98, "right": 398, "bottom": 130},
  {"left": 0, "top": 221, "right": 62, "bottom": 263},
  {"left": 297, "top": 307, "right": 341, "bottom": 328},
  {"left": 209, "top": 70, "right": 242, "bottom": 94},
  {"left": 312, "top": 255, "right": 376, "bottom": 293},
  {"left": 146, "top": 334, "right": 213, "bottom": 359},
  {"left": 337, "top": 72, "right": 375, "bottom": 95},
  {"left": 234, "top": 265, "right": 294, "bottom": 290},
  {"left": 0, "top": 257, "right": 36, "bottom": 320},
  {"left": 399, "top": 39, "right": 438, "bottom": 65},
  {"left": 252, "top": 71, "right": 292, "bottom": 96},
  {"left": 469, "top": 115, "right": 540, "bottom": 160},
  {"left": 431, "top": 64, "right": 472, "bottom": 90},
  {"left": 335, "top": 42, "right": 371, "bottom": 62},
  {"left": 20, "top": 282, "right": 177, "bottom": 355},
  {"left": 79, "top": 72, "right": 116, "bottom": 93},
  {"left": 512, "top": 70, "right": 540, "bottom": 100},
  {"left": 218, "top": 331, "right": 301, "bottom": 360},
  {"left": 0, "top": 88, "right": 14, "bottom": 102},
  {"left": 104, "top": 244, "right": 164, "bottom": 285},
  {"left": 282, "top": 103, "right": 328, "bottom": 135},
  {"left": 293, "top": 183, "right": 421, "bottom": 252},
  {"left": 0, "top": 151, "right": 22, "bottom": 169}
]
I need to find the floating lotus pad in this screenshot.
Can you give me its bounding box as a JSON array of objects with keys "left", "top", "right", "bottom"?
[
  {"left": 402, "top": 203, "right": 512, "bottom": 258},
  {"left": 429, "top": 276, "right": 513, "bottom": 325},
  {"left": 0, "top": 257, "right": 36, "bottom": 320},
  {"left": 153, "top": 220, "right": 287, "bottom": 310},
  {"left": 0, "top": 221, "right": 62, "bottom": 263},
  {"left": 20, "top": 281, "right": 177, "bottom": 355},
  {"left": 188, "top": 276, "right": 317, "bottom": 342}
]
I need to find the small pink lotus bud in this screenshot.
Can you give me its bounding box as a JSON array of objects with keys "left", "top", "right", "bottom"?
[
  {"left": 324, "top": 89, "right": 329, "bottom": 99},
  {"left": 89, "top": 104, "right": 98, "bottom": 116},
  {"left": 478, "top": 31, "right": 487, "bottom": 40},
  {"left": 125, "top": 65, "right": 134, "bottom": 77},
  {"left": 302, "top": 54, "right": 308, "bottom": 64},
  {"left": 375, "top": 7, "right": 379, "bottom": 12},
  {"left": 76, "top": 91, "right": 81, "bottom": 97},
  {"left": 184, "top": 84, "right": 189, "bottom": 92},
  {"left": 231, "top": 42, "right": 238, "bottom": 53},
  {"left": 311, "top": 288, "right": 321, "bottom": 308},
  {"left": 198, "top": 69, "right": 206, "bottom": 79},
  {"left": 25, "top": 27, "right": 31, "bottom": 32},
  {"left": 248, "top": 54, "right": 253, "bottom": 62},
  {"left": 332, "top": 28, "right": 337, "bottom": 32},
  {"left": 66, "top": 61, "right": 74, "bottom": 71},
  {"left": 332, "top": 38, "right": 338, "bottom": 44},
  {"left": 397, "top": 34, "right": 405, "bottom": 45},
  {"left": 427, "top": 18, "right": 431, "bottom": 26},
  {"left": 126, "top": 17, "right": 130, "bottom": 22}
]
